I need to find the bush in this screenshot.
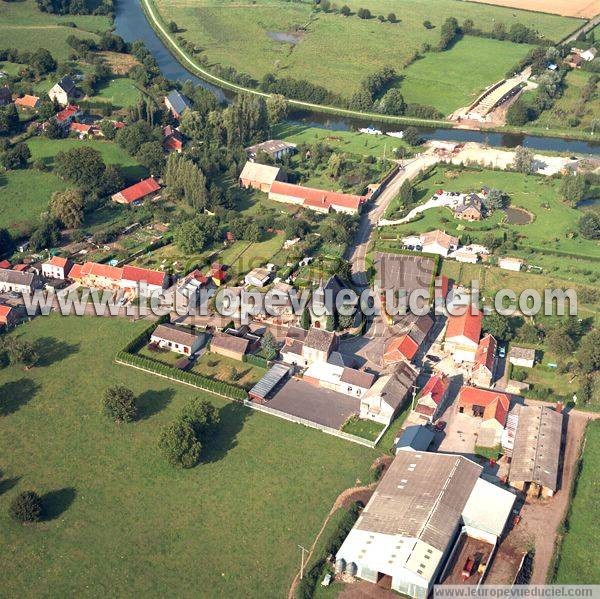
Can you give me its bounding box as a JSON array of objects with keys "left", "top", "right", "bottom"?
[
  {"left": 10, "top": 491, "right": 42, "bottom": 523},
  {"left": 103, "top": 385, "right": 137, "bottom": 422}
]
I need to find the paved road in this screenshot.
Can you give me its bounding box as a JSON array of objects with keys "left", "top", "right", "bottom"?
[
  {"left": 346, "top": 153, "right": 438, "bottom": 288},
  {"left": 561, "top": 12, "right": 600, "bottom": 44}
]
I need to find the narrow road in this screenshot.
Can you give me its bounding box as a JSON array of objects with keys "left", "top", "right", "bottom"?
[
  {"left": 561, "top": 12, "right": 600, "bottom": 44},
  {"left": 346, "top": 153, "right": 438, "bottom": 287}
]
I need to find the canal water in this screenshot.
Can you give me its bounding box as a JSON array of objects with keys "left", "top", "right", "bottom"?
[{"left": 114, "top": 0, "right": 600, "bottom": 155}]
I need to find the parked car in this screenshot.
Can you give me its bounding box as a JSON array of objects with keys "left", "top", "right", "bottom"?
[
  {"left": 498, "top": 345, "right": 506, "bottom": 358},
  {"left": 434, "top": 420, "right": 447, "bottom": 432},
  {"left": 426, "top": 354, "right": 441, "bottom": 363}
]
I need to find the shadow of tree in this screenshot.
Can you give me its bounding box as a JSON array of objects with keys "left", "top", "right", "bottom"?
[
  {"left": 136, "top": 388, "right": 175, "bottom": 421},
  {"left": 0, "top": 473, "right": 20, "bottom": 496},
  {"left": 41, "top": 487, "right": 77, "bottom": 521},
  {"left": 201, "top": 402, "right": 253, "bottom": 464},
  {"left": 0, "top": 378, "right": 38, "bottom": 416},
  {"left": 34, "top": 337, "right": 80, "bottom": 367}
]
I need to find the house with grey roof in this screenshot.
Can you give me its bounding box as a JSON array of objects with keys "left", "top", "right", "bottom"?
[
  {"left": 48, "top": 75, "right": 77, "bottom": 106},
  {"left": 303, "top": 327, "right": 336, "bottom": 366},
  {"left": 165, "top": 90, "right": 192, "bottom": 119},
  {"left": 245, "top": 139, "right": 296, "bottom": 161},
  {"left": 150, "top": 324, "right": 205, "bottom": 356},
  {"left": 0, "top": 268, "right": 41, "bottom": 294}
]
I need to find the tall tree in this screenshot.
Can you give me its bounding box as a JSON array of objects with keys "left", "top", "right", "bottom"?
[
  {"left": 512, "top": 146, "right": 535, "bottom": 174},
  {"left": 55, "top": 146, "right": 106, "bottom": 191},
  {"left": 49, "top": 188, "right": 84, "bottom": 229}
]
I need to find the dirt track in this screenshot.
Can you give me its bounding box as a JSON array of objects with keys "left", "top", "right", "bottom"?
[{"left": 466, "top": 0, "right": 599, "bottom": 18}]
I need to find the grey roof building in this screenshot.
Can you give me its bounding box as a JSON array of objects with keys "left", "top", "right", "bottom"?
[{"left": 165, "top": 90, "right": 192, "bottom": 118}]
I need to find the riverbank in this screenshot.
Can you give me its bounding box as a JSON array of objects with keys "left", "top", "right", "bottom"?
[{"left": 136, "top": 0, "right": 600, "bottom": 147}]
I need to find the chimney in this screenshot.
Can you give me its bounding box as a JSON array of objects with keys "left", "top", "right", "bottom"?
[{"left": 556, "top": 401, "right": 563, "bottom": 414}]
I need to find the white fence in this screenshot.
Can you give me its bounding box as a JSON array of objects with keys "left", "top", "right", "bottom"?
[{"left": 243, "top": 400, "right": 378, "bottom": 448}]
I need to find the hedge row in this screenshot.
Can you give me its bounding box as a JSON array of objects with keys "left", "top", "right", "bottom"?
[
  {"left": 243, "top": 353, "right": 268, "bottom": 368},
  {"left": 121, "top": 315, "right": 169, "bottom": 353},
  {"left": 116, "top": 351, "right": 248, "bottom": 400}
]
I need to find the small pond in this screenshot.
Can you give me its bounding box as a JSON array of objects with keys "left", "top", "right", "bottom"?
[
  {"left": 505, "top": 207, "right": 533, "bottom": 225},
  {"left": 267, "top": 31, "right": 303, "bottom": 44}
]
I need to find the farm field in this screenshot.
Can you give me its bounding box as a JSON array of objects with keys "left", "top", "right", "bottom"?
[
  {"left": 0, "top": 0, "right": 110, "bottom": 60},
  {"left": 553, "top": 421, "right": 600, "bottom": 583},
  {"left": 0, "top": 169, "right": 66, "bottom": 235},
  {"left": 0, "top": 315, "right": 377, "bottom": 598},
  {"left": 525, "top": 70, "right": 600, "bottom": 134},
  {"left": 152, "top": 0, "right": 580, "bottom": 104},
  {"left": 466, "top": 0, "right": 597, "bottom": 19}
]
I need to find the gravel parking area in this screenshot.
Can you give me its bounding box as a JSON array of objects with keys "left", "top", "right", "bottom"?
[{"left": 266, "top": 378, "right": 360, "bottom": 429}]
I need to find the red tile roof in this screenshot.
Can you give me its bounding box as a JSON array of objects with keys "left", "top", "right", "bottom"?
[
  {"left": 121, "top": 265, "right": 166, "bottom": 287},
  {"left": 55, "top": 104, "right": 79, "bottom": 123},
  {"left": 81, "top": 261, "right": 123, "bottom": 281},
  {"left": 445, "top": 307, "right": 482, "bottom": 344},
  {"left": 113, "top": 177, "right": 161, "bottom": 204},
  {"left": 188, "top": 269, "right": 208, "bottom": 284},
  {"left": 384, "top": 334, "right": 419, "bottom": 362},
  {"left": 69, "top": 263, "right": 83, "bottom": 279},
  {"left": 47, "top": 256, "right": 69, "bottom": 268},
  {"left": 70, "top": 122, "right": 92, "bottom": 133},
  {"left": 0, "top": 304, "right": 14, "bottom": 317},
  {"left": 15, "top": 95, "right": 40, "bottom": 108},
  {"left": 435, "top": 275, "right": 449, "bottom": 299},
  {"left": 418, "top": 374, "right": 449, "bottom": 406},
  {"left": 0, "top": 260, "right": 10, "bottom": 269},
  {"left": 457, "top": 386, "right": 510, "bottom": 426},
  {"left": 13, "top": 264, "right": 28, "bottom": 272},
  {"left": 474, "top": 333, "right": 497, "bottom": 373},
  {"left": 163, "top": 136, "right": 183, "bottom": 151},
  {"left": 270, "top": 181, "right": 365, "bottom": 211}
]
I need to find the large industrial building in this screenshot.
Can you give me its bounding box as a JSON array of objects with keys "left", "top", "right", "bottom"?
[{"left": 336, "top": 452, "right": 515, "bottom": 598}]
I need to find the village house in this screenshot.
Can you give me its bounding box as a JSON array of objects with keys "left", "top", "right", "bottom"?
[
  {"left": 444, "top": 306, "right": 482, "bottom": 363},
  {"left": 164, "top": 90, "right": 192, "bottom": 119},
  {"left": 457, "top": 386, "right": 510, "bottom": 446},
  {"left": 210, "top": 332, "right": 250, "bottom": 361},
  {"left": 414, "top": 373, "right": 449, "bottom": 422},
  {"left": 48, "top": 75, "right": 78, "bottom": 106},
  {"left": 508, "top": 404, "right": 563, "bottom": 499},
  {"left": 303, "top": 361, "right": 375, "bottom": 398},
  {"left": 150, "top": 324, "right": 205, "bottom": 356},
  {"left": 69, "top": 122, "right": 95, "bottom": 138},
  {"left": 508, "top": 346, "right": 536, "bottom": 368},
  {"left": 0, "top": 304, "right": 19, "bottom": 328},
  {"left": 498, "top": 257, "right": 524, "bottom": 272},
  {"left": 245, "top": 139, "right": 296, "bottom": 161},
  {"left": 419, "top": 230, "right": 459, "bottom": 257},
  {"left": 336, "top": 451, "right": 515, "bottom": 599},
  {"left": 394, "top": 424, "right": 435, "bottom": 452},
  {"left": 471, "top": 333, "right": 497, "bottom": 388},
  {"left": 454, "top": 193, "right": 483, "bottom": 221},
  {"left": 42, "top": 256, "right": 73, "bottom": 280},
  {"left": 239, "top": 161, "right": 285, "bottom": 193},
  {"left": 360, "top": 361, "right": 418, "bottom": 425},
  {"left": 54, "top": 104, "right": 81, "bottom": 128},
  {"left": 121, "top": 265, "right": 168, "bottom": 293},
  {"left": 14, "top": 94, "right": 40, "bottom": 111},
  {"left": 383, "top": 313, "right": 434, "bottom": 364},
  {"left": 580, "top": 47, "right": 597, "bottom": 62},
  {"left": 268, "top": 181, "right": 365, "bottom": 215},
  {"left": 303, "top": 327, "right": 336, "bottom": 366},
  {"left": 280, "top": 326, "right": 308, "bottom": 366},
  {"left": 163, "top": 125, "right": 184, "bottom": 153},
  {"left": 0, "top": 268, "right": 41, "bottom": 294},
  {"left": 245, "top": 267, "right": 271, "bottom": 288},
  {"left": 111, "top": 177, "right": 161, "bottom": 205},
  {"left": 71, "top": 262, "right": 123, "bottom": 289},
  {"left": 209, "top": 263, "right": 227, "bottom": 286}
]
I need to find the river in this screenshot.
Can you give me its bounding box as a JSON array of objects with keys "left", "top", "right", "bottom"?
[{"left": 114, "top": 0, "right": 600, "bottom": 155}]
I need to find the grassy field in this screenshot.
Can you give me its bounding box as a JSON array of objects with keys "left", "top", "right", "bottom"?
[
  {"left": 553, "top": 421, "right": 600, "bottom": 583},
  {"left": 0, "top": 315, "right": 377, "bottom": 597},
  {"left": 0, "top": 169, "right": 66, "bottom": 235},
  {"left": 0, "top": 0, "right": 110, "bottom": 60},
  {"left": 341, "top": 416, "right": 385, "bottom": 441},
  {"left": 379, "top": 166, "right": 600, "bottom": 282},
  {"left": 193, "top": 352, "right": 267, "bottom": 389},
  {"left": 93, "top": 77, "right": 141, "bottom": 110},
  {"left": 525, "top": 69, "right": 600, "bottom": 134},
  {"left": 153, "top": 0, "right": 579, "bottom": 106},
  {"left": 400, "top": 37, "right": 533, "bottom": 114}
]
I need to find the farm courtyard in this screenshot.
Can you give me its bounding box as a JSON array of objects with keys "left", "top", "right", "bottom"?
[
  {"left": 0, "top": 316, "right": 377, "bottom": 598},
  {"left": 152, "top": 0, "right": 582, "bottom": 113}
]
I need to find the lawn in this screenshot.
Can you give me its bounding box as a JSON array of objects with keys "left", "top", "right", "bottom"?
[
  {"left": 0, "top": 315, "right": 377, "bottom": 597},
  {"left": 193, "top": 351, "right": 267, "bottom": 389},
  {"left": 553, "top": 421, "right": 600, "bottom": 583},
  {"left": 0, "top": 169, "right": 66, "bottom": 235},
  {"left": 341, "top": 416, "right": 385, "bottom": 441},
  {"left": 0, "top": 0, "right": 110, "bottom": 60},
  {"left": 400, "top": 37, "right": 533, "bottom": 115},
  {"left": 93, "top": 77, "right": 141, "bottom": 110},
  {"left": 525, "top": 69, "right": 600, "bottom": 134},
  {"left": 379, "top": 166, "right": 600, "bottom": 262},
  {"left": 28, "top": 138, "right": 148, "bottom": 182},
  {"left": 152, "top": 0, "right": 579, "bottom": 104}
]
